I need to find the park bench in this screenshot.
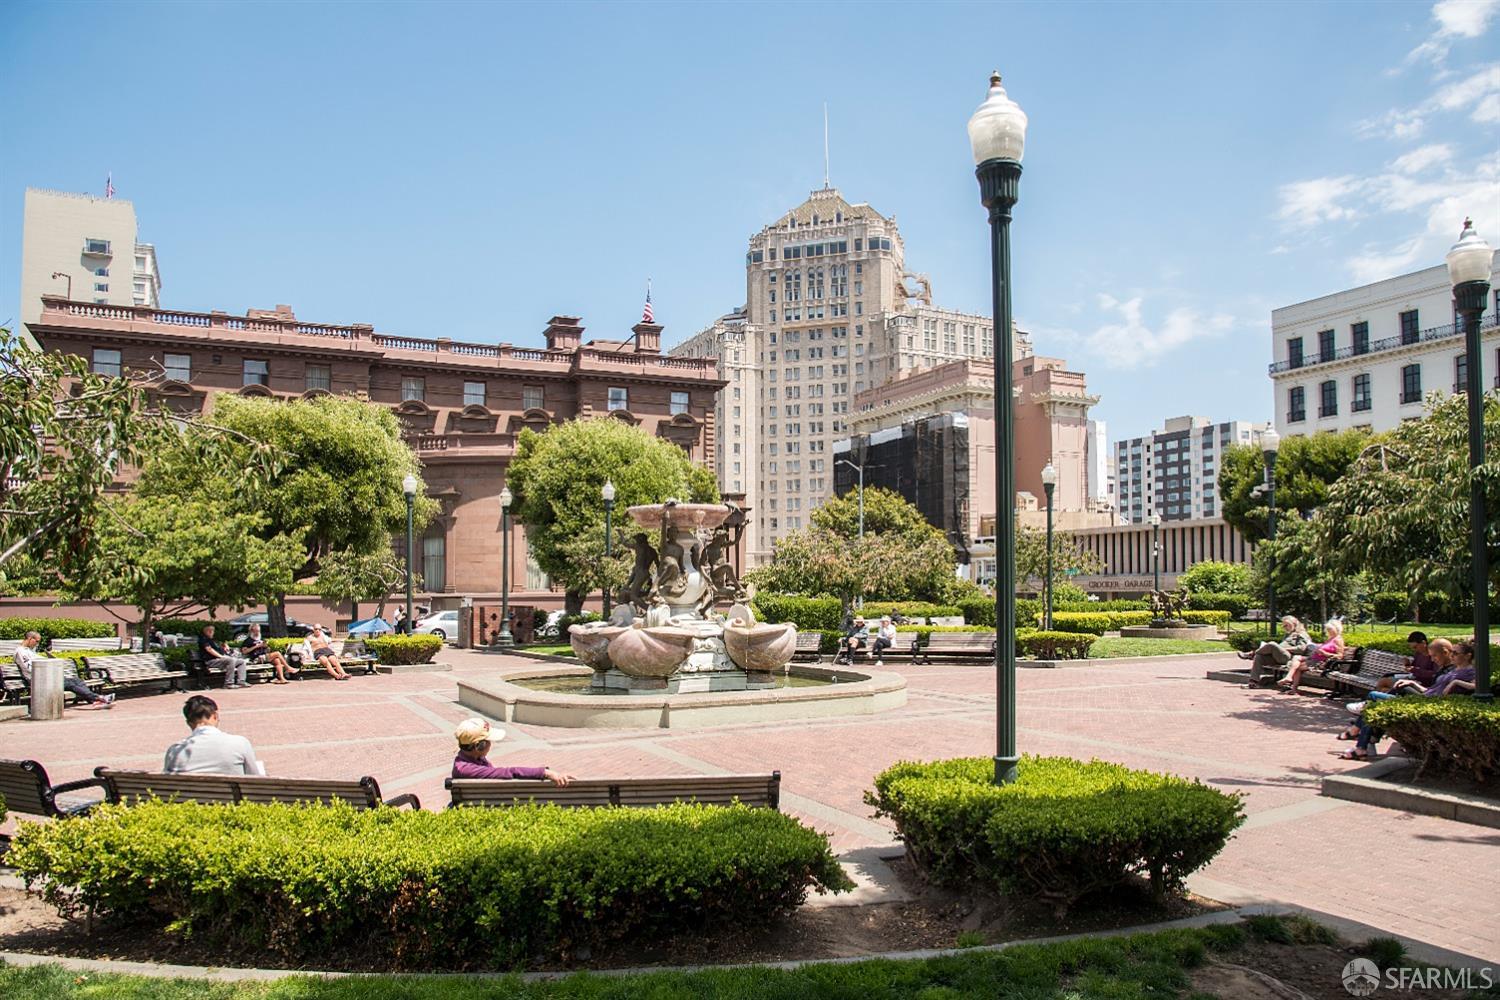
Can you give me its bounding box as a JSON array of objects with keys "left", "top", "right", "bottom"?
[
  {"left": 1327, "top": 648, "right": 1412, "bottom": 695},
  {"left": 0, "top": 759, "right": 108, "bottom": 819},
  {"left": 910, "top": 632, "right": 996, "bottom": 665},
  {"left": 286, "top": 639, "right": 380, "bottom": 676},
  {"left": 50, "top": 637, "right": 129, "bottom": 653},
  {"left": 187, "top": 647, "right": 278, "bottom": 688},
  {"left": 792, "top": 631, "right": 823, "bottom": 663},
  {"left": 446, "top": 771, "right": 782, "bottom": 811},
  {"left": 1, "top": 657, "right": 106, "bottom": 705},
  {"left": 83, "top": 652, "right": 189, "bottom": 694},
  {"left": 0, "top": 639, "right": 22, "bottom": 657},
  {"left": 94, "top": 768, "right": 421, "bottom": 810}
]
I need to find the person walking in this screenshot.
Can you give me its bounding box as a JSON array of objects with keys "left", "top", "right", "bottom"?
[{"left": 13, "top": 631, "right": 114, "bottom": 709}]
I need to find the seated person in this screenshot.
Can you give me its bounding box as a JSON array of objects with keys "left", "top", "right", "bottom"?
[
  {"left": 1392, "top": 637, "right": 1454, "bottom": 694},
  {"left": 1278, "top": 620, "right": 1345, "bottom": 694},
  {"left": 241, "top": 623, "right": 297, "bottom": 684},
  {"left": 1421, "top": 639, "right": 1477, "bottom": 696},
  {"left": 1338, "top": 641, "right": 1477, "bottom": 759},
  {"left": 871, "top": 616, "right": 898, "bottom": 661},
  {"left": 200, "top": 624, "right": 250, "bottom": 689},
  {"left": 837, "top": 616, "right": 869, "bottom": 663},
  {"left": 13, "top": 630, "right": 115, "bottom": 709},
  {"left": 303, "top": 625, "right": 351, "bottom": 681},
  {"left": 1394, "top": 631, "right": 1439, "bottom": 686},
  {"left": 451, "top": 718, "right": 572, "bottom": 784},
  {"left": 164, "top": 695, "right": 260, "bottom": 775},
  {"left": 1241, "top": 615, "right": 1312, "bottom": 687}
]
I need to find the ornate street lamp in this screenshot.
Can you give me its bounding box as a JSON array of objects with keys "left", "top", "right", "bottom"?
[
  {"left": 602, "top": 480, "right": 616, "bottom": 619},
  {"left": 1261, "top": 428, "right": 1281, "bottom": 638},
  {"left": 1148, "top": 512, "right": 1162, "bottom": 594},
  {"left": 1040, "top": 462, "right": 1057, "bottom": 630},
  {"left": 969, "top": 69, "right": 1027, "bottom": 786},
  {"left": 401, "top": 474, "right": 418, "bottom": 635},
  {"left": 497, "top": 486, "right": 514, "bottom": 647},
  {"left": 835, "top": 458, "right": 866, "bottom": 539},
  {"left": 1446, "top": 219, "right": 1493, "bottom": 701}
]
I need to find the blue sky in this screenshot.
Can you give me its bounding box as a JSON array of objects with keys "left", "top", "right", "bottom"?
[{"left": 2, "top": 0, "right": 1496, "bottom": 441}]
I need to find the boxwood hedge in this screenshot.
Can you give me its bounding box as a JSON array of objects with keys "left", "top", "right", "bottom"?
[
  {"left": 752, "top": 595, "right": 843, "bottom": 632},
  {"left": 866, "top": 756, "right": 1244, "bottom": 917},
  {"left": 10, "top": 799, "right": 852, "bottom": 968},
  {"left": 1018, "top": 631, "right": 1096, "bottom": 659},
  {"left": 365, "top": 634, "right": 444, "bottom": 664},
  {"left": 0, "top": 617, "right": 115, "bottom": 644},
  {"left": 1045, "top": 610, "right": 1230, "bottom": 634},
  {"left": 1364, "top": 697, "right": 1500, "bottom": 783}
]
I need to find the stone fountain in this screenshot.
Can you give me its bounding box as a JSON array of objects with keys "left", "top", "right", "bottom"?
[{"left": 569, "top": 500, "right": 797, "bottom": 693}]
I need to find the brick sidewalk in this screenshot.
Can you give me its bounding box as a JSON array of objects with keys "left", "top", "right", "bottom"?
[{"left": 3, "top": 650, "right": 1496, "bottom": 961}]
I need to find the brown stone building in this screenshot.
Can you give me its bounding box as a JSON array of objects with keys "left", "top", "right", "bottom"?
[{"left": 28, "top": 296, "right": 726, "bottom": 603}]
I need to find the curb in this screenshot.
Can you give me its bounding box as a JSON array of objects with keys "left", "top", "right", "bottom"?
[{"left": 1320, "top": 757, "right": 1500, "bottom": 829}]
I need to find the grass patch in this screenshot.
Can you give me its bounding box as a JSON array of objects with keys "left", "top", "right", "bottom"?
[
  {"left": 1088, "top": 637, "right": 1227, "bottom": 658},
  {"left": 0, "top": 922, "right": 1257, "bottom": 998},
  {"left": 517, "top": 643, "right": 576, "bottom": 658}
]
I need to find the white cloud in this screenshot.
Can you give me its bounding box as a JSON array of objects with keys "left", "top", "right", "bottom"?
[
  {"left": 1274, "top": 176, "right": 1366, "bottom": 228},
  {"left": 1078, "top": 295, "right": 1235, "bottom": 370},
  {"left": 1391, "top": 143, "right": 1454, "bottom": 173},
  {"left": 1404, "top": 0, "right": 1499, "bottom": 67}
]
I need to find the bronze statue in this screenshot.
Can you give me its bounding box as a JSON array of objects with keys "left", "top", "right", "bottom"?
[{"left": 623, "top": 532, "right": 659, "bottom": 612}]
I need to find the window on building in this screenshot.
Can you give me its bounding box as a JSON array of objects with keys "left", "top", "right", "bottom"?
[
  {"left": 84, "top": 238, "right": 110, "bottom": 255},
  {"left": 93, "top": 282, "right": 108, "bottom": 292},
  {"left": 1455, "top": 353, "right": 1467, "bottom": 394},
  {"left": 608, "top": 386, "right": 629, "bottom": 411},
  {"left": 163, "top": 353, "right": 191, "bottom": 381},
  {"left": 1319, "top": 379, "right": 1337, "bottom": 417},
  {"left": 133, "top": 281, "right": 146, "bottom": 295},
  {"left": 1400, "top": 309, "right": 1419, "bottom": 345},
  {"left": 1287, "top": 337, "right": 1304, "bottom": 369},
  {"left": 1401, "top": 363, "right": 1422, "bottom": 403},
  {"left": 91, "top": 348, "right": 122, "bottom": 377},
  {"left": 1287, "top": 386, "right": 1305, "bottom": 423},
  {"left": 523, "top": 386, "right": 544, "bottom": 410},
  {"left": 243, "top": 359, "right": 269, "bottom": 387},
  {"left": 95, "top": 267, "right": 109, "bottom": 277},
  {"left": 1351, "top": 373, "right": 1372, "bottom": 412},
  {"left": 401, "top": 376, "right": 425, "bottom": 402},
  {"left": 464, "top": 381, "right": 486, "bottom": 407},
  {"left": 135, "top": 254, "right": 147, "bottom": 270},
  {"left": 664, "top": 389, "right": 690, "bottom": 416},
  {"left": 422, "top": 533, "right": 446, "bottom": 592},
  {"left": 306, "top": 364, "right": 331, "bottom": 391},
  {"left": 1351, "top": 321, "right": 1369, "bottom": 355},
  {"left": 1318, "top": 329, "right": 1335, "bottom": 362}
]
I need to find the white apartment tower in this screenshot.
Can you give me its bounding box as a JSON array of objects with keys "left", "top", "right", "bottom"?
[
  {"left": 1269, "top": 253, "right": 1500, "bottom": 437},
  {"left": 1115, "top": 416, "right": 1268, "bottom": 524},
  {"left": 20, "top": 189, "right": 161, "bottom": 338}
]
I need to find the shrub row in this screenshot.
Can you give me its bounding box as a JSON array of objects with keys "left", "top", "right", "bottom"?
[
  {"left": 154, "top": 618, "right": 235, "bottom": 637},
  {"left": 0, "top": 617, "right": 115, "bottom": 643},
  {"left": 1018, "top": 631, "right": 1096, "bottom": 660},
  {"left": 1365, "top": 697, "right": 1500, "bottom": 784},
  {"left": 1184, "top": 592, "right": 1254, "bottom": 619},
  {"left": 1371, "top": 591, "right": 1500, "bottom": 623},
  {"left": 866, "top": 757, "right": 1244, "bottom": 917},
  {"left": 752, "top": 595, "right": 843, "bottom": 632},
  {"left": 10, "top": 800, "right": 852, "bottom": 967},
  {"left": 859, "top": 601, "right": 964, "bottom": 621},
  {"left": 364, "top": 635, "right": 443, "bottom": 664},
  {"left": 1045, "top": 610, "right": 1230, "bottom": 634}
]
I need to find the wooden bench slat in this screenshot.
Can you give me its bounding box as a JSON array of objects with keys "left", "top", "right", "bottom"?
[
  {"left": 95, "top": 769, "right": 404, "bottom": 810},
  {"left": 447, "top": 772, "right": 780, "bottom": 810}
]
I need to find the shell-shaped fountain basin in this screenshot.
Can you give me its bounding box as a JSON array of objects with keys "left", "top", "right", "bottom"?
[
  {"left": 627, "top": 502, "right": 732, "bottom": 531},
  {"left": 723, "top": 620, "right": 797, "bottom": 673},
  {"left": 607, "top": 624, "right": 697, "bottom": 679},
  {"left": 567, "top": 622, "right": 630, "bottom": 670}
]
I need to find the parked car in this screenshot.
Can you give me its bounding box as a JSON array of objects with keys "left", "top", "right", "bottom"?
[
  {"left": 228, "top": 613, "right": 312, "bottom": 639},
  {"left": 413, "top": 610, "right": 460, "bottom": 642}
]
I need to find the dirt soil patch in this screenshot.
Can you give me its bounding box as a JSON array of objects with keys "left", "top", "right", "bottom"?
[{"left": 1191, "top": 938, "right": 1476, "bottom": 1000}]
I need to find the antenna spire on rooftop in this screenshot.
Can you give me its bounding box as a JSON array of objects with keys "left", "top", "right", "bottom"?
[{"left": 823, "top": 102, "right": 830, "bottom": 189}]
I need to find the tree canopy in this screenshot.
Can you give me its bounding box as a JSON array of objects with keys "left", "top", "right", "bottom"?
[
  {"left": 1218, "top": 430, "right": 1368, "bottom": 544},
  {"left": 506, "top": 418, "right": 718, "bottom": 609},
  {"left": 1014, "top": 522, "right": 1102, "bottom": 595},
  {"left": 1176, "top": 560, "right": 1252, "bottom": 594}
]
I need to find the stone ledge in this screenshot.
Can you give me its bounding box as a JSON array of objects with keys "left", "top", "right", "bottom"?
[
  {"left": 375, "top": 661, "right": 453, "bottom": 674},
  {"left": 1320, "top": 757, "right": 1500, "bottom": 828}
]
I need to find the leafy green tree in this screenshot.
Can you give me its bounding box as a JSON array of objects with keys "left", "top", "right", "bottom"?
[
  {"left": 506, "top": 418, "right": 719, "bottom": 611},
  {"left": 1316, "top": 392, "right": 1499, "bottom": 606},
  {"left": 1218, "top": 430, "right": 1368, "bottom": 543},
  {"left": 812, "top": 487, "right": 948, "bottom": 545},
  {"left": 313, "top": 549, "right": 421, "bottom": 620},
  {"left": 1177, "top": 560, "right": 1252, "bottom": 594},
  {"left": 1248, "top": 514, "right": 1361, "bottom": 625},
  {"left": 745, "top": 526, "right": 956, "bottom": 612},
  {"left": 1014, "top": 522, "right": 1101, "bottom": 598}
]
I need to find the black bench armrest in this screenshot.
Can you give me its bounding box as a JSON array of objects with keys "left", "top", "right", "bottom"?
[
  {"left": 384, "top": 792, "right": 421, "bottom": 810},
  {"left": 49, "top": 776, "right": 110, "bottom": 814},
  {"left": 51, "top": 776, "right": 109, "bottom": 797}
]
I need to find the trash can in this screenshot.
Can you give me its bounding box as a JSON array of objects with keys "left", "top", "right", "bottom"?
[{"left": 29, "top": 658, "right": 65, "bottom": 721}]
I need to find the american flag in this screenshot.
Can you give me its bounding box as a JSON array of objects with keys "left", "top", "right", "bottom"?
[
  {"left": 642, "top": 281, "right": 654, "bottom": 324},
  {"left": 105, "top": 173, "right": 115, "bottom": 199}
]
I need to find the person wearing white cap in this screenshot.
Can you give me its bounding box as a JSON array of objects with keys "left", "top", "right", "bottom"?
[{"left": 451, "top": 718, "right": 573, "bottom": 785}]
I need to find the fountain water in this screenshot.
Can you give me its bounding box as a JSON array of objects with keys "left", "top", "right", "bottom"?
[{"left": 569, "top": 501, "right": 798, "bottom": 693}]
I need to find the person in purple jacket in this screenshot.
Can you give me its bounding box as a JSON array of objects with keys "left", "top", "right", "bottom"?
[{"left": 451, "top": 718, "right": 573, "bottom": 784}]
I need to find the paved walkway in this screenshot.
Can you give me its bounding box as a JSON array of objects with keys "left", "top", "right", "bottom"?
[{"left": 3, "top": 649, "right": 1496, "bottom": 962}]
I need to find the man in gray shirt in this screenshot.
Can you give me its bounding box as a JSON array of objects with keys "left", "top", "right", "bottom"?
[{"left": 163, "top": 695, "right": 259, "bottom": 775}]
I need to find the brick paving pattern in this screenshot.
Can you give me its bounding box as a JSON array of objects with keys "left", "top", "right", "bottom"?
[{"left": 2, "top": 650, "right": 1495, "bottom": 960}]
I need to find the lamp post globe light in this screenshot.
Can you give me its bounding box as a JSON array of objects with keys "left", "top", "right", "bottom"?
[
  {"left": 1148, "top": 513, "right": 1162, "bottom": 594},
  {"left": 602, "top": 480, "right": 617, "bottom": 619},
  {"left": 1040, "top": 462, "right": 1058, "bottom": 630},
  {"left": 1446, "top": 218, "right": 1493, "bottom": 701},
  {"left": 401, "top": 474, "right": 418, "bottom": 636},
  {"left": 1260, "top": 428, "right": 1281, "bottom": 638},
  {"left": 969, "top": 69, "right": 1027, "bottom": 786},
  {"left": 497, "top": 486, "right": 514, "bottom": 647}
]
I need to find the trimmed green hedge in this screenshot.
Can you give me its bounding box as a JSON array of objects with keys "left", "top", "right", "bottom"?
[
  {"left": 752, "top": 595, "right": 843, "bottom": 632},
  {"left": 154, "top": 618, "right": 235, "bottom": 637},
  {"left": 866, "top": 756, "right": 1244, "bottom": 917},
  {"left": 364, "top": 635, "right": 443, "bottom": 664},
  {"left": 1019, "top": 631, "right": 1096, "bottom": 659},
  {"left": 1184, "top": 592, "right": 1253, "bottom": 619},
  {"left": 1365, "top": 697, "right": 1500, "bottom": 783},
  {"left": 10, "top": 800, "right": 852, "bottom": 967},
  {"left": 0, "top": 617, "right": 115, "bottom": 644},
  {"left": 1046, "top": 610, "right": 1229, "bottom": 634},
  {"left": 860, "top": 601, "right": 963, "bottom": 620},
  {"left": 959, "top": 595, "right": 997, "bottom": 627}
]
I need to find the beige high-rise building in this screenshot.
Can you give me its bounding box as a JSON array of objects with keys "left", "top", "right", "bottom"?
[
  {"left": 19, "top": 188, "right": 161, "bottom": 339},
  {"left": 671, "top": 185, "right": 1028, "bottom": 564}
]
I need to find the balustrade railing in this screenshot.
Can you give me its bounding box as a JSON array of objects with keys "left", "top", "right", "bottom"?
[{"left": 1269, "top": 312, "right": 1498, "bottom": 375}]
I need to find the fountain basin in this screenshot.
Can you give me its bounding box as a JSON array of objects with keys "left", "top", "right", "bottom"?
[{"left": 457, "top": 662, "right": 907, "bottom": 730}]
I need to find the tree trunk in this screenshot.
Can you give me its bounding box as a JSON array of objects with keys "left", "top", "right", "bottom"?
[
  {"left": 268, "top": 595, "right": 289, "bottom": 638},
  {"left": 139, "top": 606, "right": 154, "bottom": 646},
  {"left": 565, "top": 589, "right": 584, "bottom": 614}
]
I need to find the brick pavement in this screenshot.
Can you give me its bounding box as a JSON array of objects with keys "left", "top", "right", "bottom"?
[{"left": 2, "top": 650, "right": 1495, "bottom": 961}]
